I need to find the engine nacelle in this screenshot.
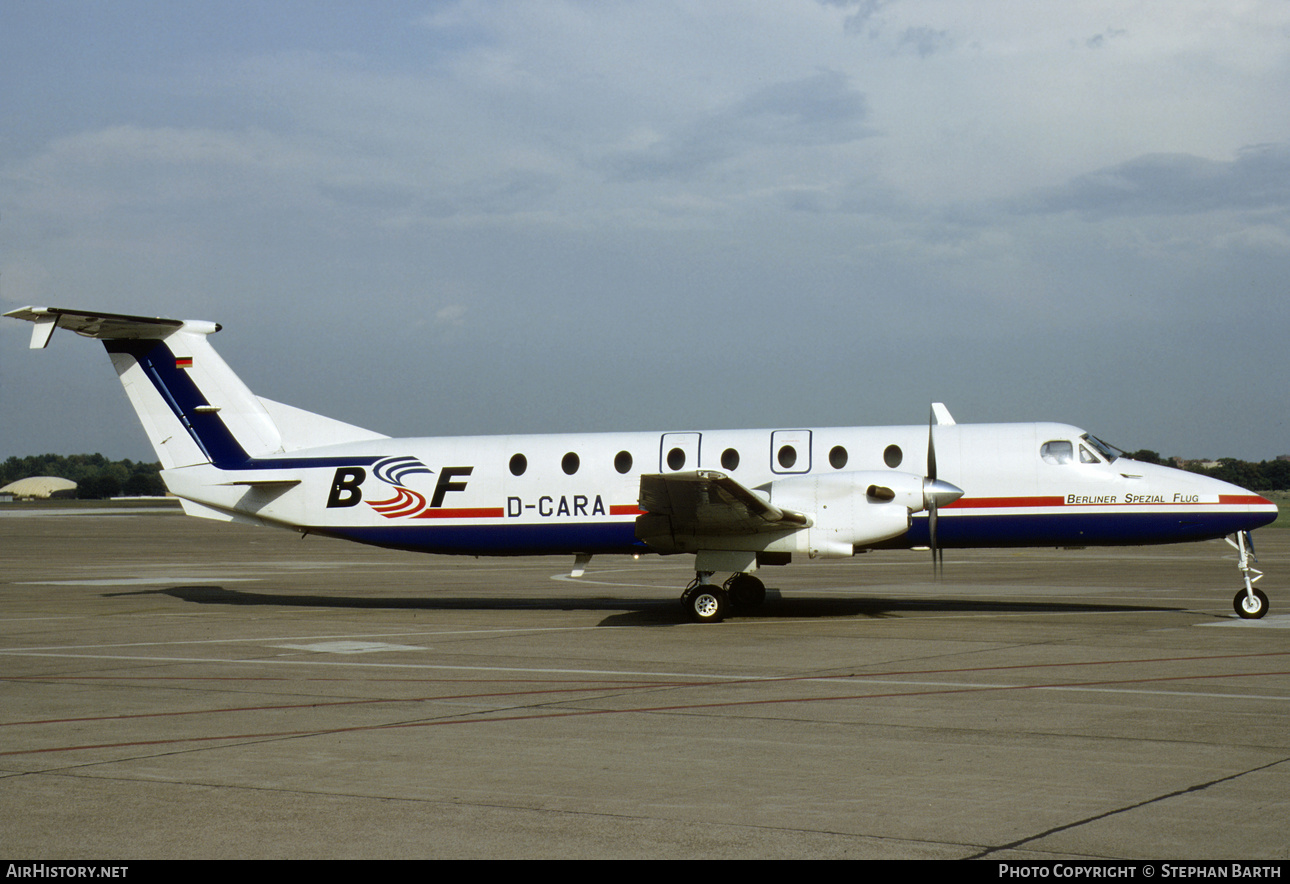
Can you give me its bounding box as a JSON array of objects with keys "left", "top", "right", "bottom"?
[{"left": 767, "top": 471, "right": 926, "bottom": 557}]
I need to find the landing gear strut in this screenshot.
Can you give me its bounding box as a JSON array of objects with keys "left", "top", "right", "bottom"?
[{"left": 1227, "top": 531, "right": 1269, "bottom": 619}]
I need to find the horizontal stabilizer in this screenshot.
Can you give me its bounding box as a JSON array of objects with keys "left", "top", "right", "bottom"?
[
  {"left": 4, "top": 305, "right": 382, "bottom": 470},
  {"left": 4, "top": 306, "right": 209, "bottom": 346}
]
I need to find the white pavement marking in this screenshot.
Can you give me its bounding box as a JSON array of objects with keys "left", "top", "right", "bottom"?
[
  {"left": 16, "top": 577, "right": 258, "bottom": 586},
  {"left": 1200, "top": 614, "right": 1290, "bottom": 628},
  {"left": 2, "top": 635, "right": 1288, "bottom": 703},
  {"left": 271, "top": 640, "right": 427, "bottom": 654}
]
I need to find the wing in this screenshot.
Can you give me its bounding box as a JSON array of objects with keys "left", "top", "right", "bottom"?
[{"left": 635, "top": 470, "right": 809, "bottom": 552}]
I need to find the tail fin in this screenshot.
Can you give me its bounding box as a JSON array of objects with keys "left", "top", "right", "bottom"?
[{"left": 6, "top": 306, "right": 384, "bottom": 469}]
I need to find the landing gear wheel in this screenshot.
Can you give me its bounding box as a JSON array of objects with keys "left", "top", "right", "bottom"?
[
  {"left": 682, "top": 584, "right": 729, "bottom": 624},
  {"left": 725, "top": 573, "right": 766, "bottom": 613},
  {"left": 1234, "top": 588, "right": 1269, "bottom": 619}
]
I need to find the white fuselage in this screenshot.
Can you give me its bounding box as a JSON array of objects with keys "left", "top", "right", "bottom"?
[
  {"left": 4, "top": 306, "right": 1275, "bottom": 572},
  {"left": 162, "top": 421, "right": 1276, "bottom": 557}
]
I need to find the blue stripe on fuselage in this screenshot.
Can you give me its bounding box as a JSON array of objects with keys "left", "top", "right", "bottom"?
[
  {"left": 311, "top": 507, "right": 1275, "bottom": 558},
  {"left": 314, "top": 520, "right": 646, "bottom": 556},
  {"left": 899, "top": 509, "right": 1275, "bottom": 549}
]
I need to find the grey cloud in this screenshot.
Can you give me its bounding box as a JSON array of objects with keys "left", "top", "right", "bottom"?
[
  {"left": 899, "top": 27, "right": 953, "bottom": 58},
  {"left": 321, "top": 170, "right": 560, "bottom": 220},
  {"left": 1027, "top": 144, "right": 1290, "bottom": 218},
  {"left": 737, "top": 70, "right": 868, "bottom": 134},
  {"left": 821, "top": 1, "right": 952, "bottom": 52},
  {"left": 816, "top": 0, "right": 899, "bottom": 36},
  {"left": 317, "top": 183, "right": 418, "bottom": 210},
  {"left": 604, "top": 70, "right": 872, "bottom": 182},
  {"left": 1084, "top": 28, "right": 1127, "bottom": 49}
]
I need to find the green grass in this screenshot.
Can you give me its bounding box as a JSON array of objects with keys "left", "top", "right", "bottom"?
[{"left": 0, "top": 496, "right": 179, "bottom": 509}]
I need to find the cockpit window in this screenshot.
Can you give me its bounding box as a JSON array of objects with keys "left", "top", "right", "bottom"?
[
  {"left": 1041, "top": 440, "right": 1074, "bottom": 464},
  {"left": 1081, "top": 433, "right": 1122, "bottom": 462},
  {"left": 1080, "top": 444, "right": 1101, "bottom": 464}
]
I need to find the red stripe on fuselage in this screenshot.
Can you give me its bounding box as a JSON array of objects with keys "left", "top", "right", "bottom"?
[
  {"left": 1220, "top": 494, "right": 1273, "bottom": 506},
  {"left": 402, "top": 504, "right": 642, "bottom": 520},
  {"left": 943, "top": 497, "right": 1064, "bottom": 509},
  {"left": 412, "top": 507, "right": 505, "bottom": 519},
  {"left": 397, "top": 498, "right": 1265, "bottom": 520}
]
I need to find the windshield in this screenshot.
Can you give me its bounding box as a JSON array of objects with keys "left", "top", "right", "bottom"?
[{"left": 1080, "top": 433, "right": 1123, "bottom": 462}]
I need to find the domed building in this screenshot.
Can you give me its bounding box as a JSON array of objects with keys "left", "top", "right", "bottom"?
[{"left": 0, "top": 476, "right": 77, "bottom": 499}]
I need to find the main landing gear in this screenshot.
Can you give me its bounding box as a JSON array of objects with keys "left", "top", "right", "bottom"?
[
  {"left": 680, "top": 572, "right": 767, "bottom": 623},
  {"left": 1227, "top": 531, "right": 1269, "bottom": 620}
]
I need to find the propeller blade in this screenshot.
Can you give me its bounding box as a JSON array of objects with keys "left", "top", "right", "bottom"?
[
  {"left": 929, "top": 498, "right": 940, "bottom": 578},
  {"left": 925, "top": 406, "right": 962, "bottom": 579},
  {"left": 922, "top": 479, "right": 963, "bottom": 579},
  {"left": 928, "top": 406, "right": 940, "bottom": 576},
  {"left": 927, "top": 406, "right": 938, "bottom": 483}
]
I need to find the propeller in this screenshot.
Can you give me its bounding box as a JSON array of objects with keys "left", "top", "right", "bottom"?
[{"left": 924, "top": 404, "right": 964, "bottom": 578}]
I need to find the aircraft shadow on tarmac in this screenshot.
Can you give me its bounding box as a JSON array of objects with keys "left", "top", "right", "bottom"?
[{"left": 104, "top": 584, "right": 1190, "bottom": 627}]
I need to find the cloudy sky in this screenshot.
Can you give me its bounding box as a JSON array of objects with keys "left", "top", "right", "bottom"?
[{"left": 2, "top": 0, "right": 1288, "bottom": 463}]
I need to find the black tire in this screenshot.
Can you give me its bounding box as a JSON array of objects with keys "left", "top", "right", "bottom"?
[
  {"left": 682, "top": 584, "right": 728, "bottom": 623},
  {"left": 1234, "top": 588, "right": 1269, "bottom": 619},
  {"left": 726, "top": 573, "right": 766, "bottom": 613}
]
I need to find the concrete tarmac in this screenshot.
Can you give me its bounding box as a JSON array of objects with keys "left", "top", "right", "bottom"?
[{"left": 1, "top": 504, "right": 1287, "bottom": 859}]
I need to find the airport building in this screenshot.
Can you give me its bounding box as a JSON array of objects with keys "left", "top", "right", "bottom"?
[{"left": 0, "top": 476, "right": 77, "bottom": 500}]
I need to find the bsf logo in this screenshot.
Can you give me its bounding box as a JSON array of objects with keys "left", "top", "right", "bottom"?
[
  {"left": 326, "top": 467, "right": 368, "bottom": 508},
  {"left": 326, "top": 457, "right": 473, "bottom": 516}
]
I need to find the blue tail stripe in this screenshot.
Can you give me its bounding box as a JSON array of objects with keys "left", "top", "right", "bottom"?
[
  {"left": 106, "top": 339, "right": 251, "bottom": 467},
  {"left": 105, "top": 339, "right": 377, "bottom": 471}
]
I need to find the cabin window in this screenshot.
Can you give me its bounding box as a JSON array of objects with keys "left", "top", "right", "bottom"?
[
  {"left": 562, "top": 452, "right": 580, "bottom": 475},
  {"left": 614, "top": 450, "right": 633, "bottom": 474},
  {"left": 829, "top": 445, "right": 848, "bottom": 469},
  {"left": 721, "top": 448, "right": 740, "bottom": 471},
  {"left": 667, "top": 447, "right": 686, "bottom": 470},
  {"left": 777, "top": 445, "right": 797, "bottom": 469},
  {"left": 509, "top": 453, "right": 527, "bottom": 476},
  {"left": 1041, "top": 440, "right": 1073, "bottom": 465},
  {"left": 884, "top": 444, "right": 902, "bottom": 468}
]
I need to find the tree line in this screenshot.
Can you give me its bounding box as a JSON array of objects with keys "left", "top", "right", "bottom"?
[
  {"left": 1125, "top": 451, "right": 1290, "bottom": 492},
  {"left": 1, "top": 453, "right": 166, "bottom": 499}
]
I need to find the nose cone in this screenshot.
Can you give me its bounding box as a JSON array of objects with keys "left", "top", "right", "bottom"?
[
  {"left": 1222, "top": 486, "right": 1278, "bottom": 532},
  {"left": 1134, "top": 460, "right": 1278, "bottom": 535},
  {"left": 1189, "top": 468, "right": 1278, "bottom": 532},
  {"left": 923, "top": 478, "right": 964, "bottom": 510}
]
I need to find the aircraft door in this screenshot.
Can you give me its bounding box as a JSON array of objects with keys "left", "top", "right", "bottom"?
[
  {"left": 771, "top": 430, "right": 812, "bottom": 474},
  {"left": 660, "top": 433, "right": 701, "bottom": 472}
]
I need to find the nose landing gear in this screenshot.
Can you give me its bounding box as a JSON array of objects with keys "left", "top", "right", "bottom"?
[{"left": 1227, "top": 531, "right": 1269, "bottom": 619}]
